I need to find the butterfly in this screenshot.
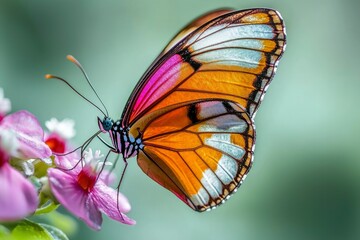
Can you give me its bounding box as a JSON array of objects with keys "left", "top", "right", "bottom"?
[{"left": 48, "top": 8, "right": 286, "bottom": 212}]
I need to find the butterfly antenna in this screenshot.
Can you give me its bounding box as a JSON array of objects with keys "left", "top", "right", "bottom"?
[
  {"left": 66, "top": 55, "right": 109, "bottom": 117},
  {"left": 45, "top": 74, "right": 107, "bottom": 116}
]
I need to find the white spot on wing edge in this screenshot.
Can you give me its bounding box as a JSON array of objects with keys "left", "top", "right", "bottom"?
[
  {"left": 242, "top": 174, "right": 248, "bottom": 181},
  {"left": 274, "top": 10, "right": 286, "bottom": 35}
]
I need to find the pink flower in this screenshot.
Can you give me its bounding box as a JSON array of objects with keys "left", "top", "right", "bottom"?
[
  {"left": 48, "top": 149, "right": 135, "bottom": 230},
  {"left": 0, "top": 89, "right": 52, "bottom": 221},
  {"left": 44, "top": 118, "right": 77, "bottom": 168},
  {"left": 0, "top": 110, "right": 52, "bottom": 160},
  {"left": 44, "top": 118, "right": 115, "bottom": 183},
  {"left": 0, "top": 132, "right": 38, "bottom": 221},
  {"left": 45, "top": 118, "right": 76, "bottom": 140}
]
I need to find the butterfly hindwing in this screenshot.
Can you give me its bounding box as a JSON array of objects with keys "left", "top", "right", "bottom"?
[
  {"left": 135, "top": 100, "right": 255, "bottom": 211},
  {"left": 122, "top": 8, "right": 286, "bottom": 125}
]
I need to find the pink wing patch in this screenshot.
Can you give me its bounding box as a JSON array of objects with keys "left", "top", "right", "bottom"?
[{"left": 131, "top": 54, "right": 183, "bottom": 121}]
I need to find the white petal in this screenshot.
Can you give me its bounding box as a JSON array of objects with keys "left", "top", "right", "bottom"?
[
  {"left": 0, "top": 129, "right": 19, "bottom": 156},
  {"left": 0, "top": 88, "right": 11, "bottom": 114},
  {"left": 45, "top": 118, "right": 76, "bottom": 139}
]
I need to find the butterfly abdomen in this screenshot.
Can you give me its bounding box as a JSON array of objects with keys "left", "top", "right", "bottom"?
[{"left": 110, "top": 120, "right": 143, "bottom": 158}]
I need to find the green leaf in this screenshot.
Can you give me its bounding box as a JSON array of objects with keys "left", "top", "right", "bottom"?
[
  {"left": 45, "top": 211, "right": 77, "bottom": 236},
  {"left": 0, "top": 224, "right": 11, "bottom": 239},
  {"left": 35, "top": 200, "right": 59, "bottom": 215},
  {"left": 7, "top": 219, "right": 53, "bottom": 240},
  {"left": 39, "top": 224, "right": 69, "bottom": 240},
  {"left": 35, "top": 191, "right": 59, "bottom": 215},
  {"left": 34, "top": 156, "right": 55, "bottom": 178}
]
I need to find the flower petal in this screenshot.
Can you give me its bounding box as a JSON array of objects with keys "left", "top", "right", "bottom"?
[
  {"left": 85, "top": 197, "right": 102, "bottom": 231},
  {"left": 1, "top": 111, "right": 51, "bottom": 159},
  {"left": 0, "top": 163, "right": 38, "bottom": 221},
  {"left": 98, "top": 170, "right": 116, "bottom": 186},
  {"left": 0, "top": 129, "right": 18, "bottom": 156},
  {"left": 0, "top": 88, "right": 11, "bottom": 115},
  {"left": 45, "top": 118, "right": 76, "bottom": 139},
  {"left": 48, "top": 168, "right": 102, "bottom": 230},
  {"left": 92, "top": 182, "right": 136, "bottom": 225},
  {"left": 45, "top": 133, "right": 66, "bottom": 154},
  {"left": 1, "top": 111, "right": 43, "bottom": 140},
  {"left": 53, "top": 152, "right": 81, "bottom": 173}
]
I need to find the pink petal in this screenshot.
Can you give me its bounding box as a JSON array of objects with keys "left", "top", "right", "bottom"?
[
  {"left": 98, "top": 170, "right": 116, "bottom": 186},
  {"left": 1, "top": 111, "right": 51, "bottom": 159},
  {"left": 92, "top": 182, "right": 136, "bottom": 225},
  {"left": 48, "top": 168, "right": 102, "bottom": 230},
  {"left": 0, "top": 163, "right": 38, "bottom": 221},
  {"left": 54, "top": 152, "right": 81, "bottom": 174},
  {"left": 85, "top": 197, "right": 102, "bottom": 231},
  {"left": 1, "top": 111, "right": 43, "bottom": 138}
]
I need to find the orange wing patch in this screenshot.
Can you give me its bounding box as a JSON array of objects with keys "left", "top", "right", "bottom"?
[
  {"left": 145, "top": 131, "right": 202, "bottom": 150},
  {"left": 135, "top": 100, "right": 255, "bottom": 211},
  {"left": 137, "top": 150, "right": 190, "bottom": 204}
]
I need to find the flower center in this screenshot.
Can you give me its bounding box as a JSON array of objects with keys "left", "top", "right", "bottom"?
[
  {"left": 77, "top": 167, "right": 96, "bottom": 192},
  {"left": 0, "top": 148, "right": 8, "bottom": 168},
  {"left": 45, "top": 135, "right": 65, "bottom": 153}
]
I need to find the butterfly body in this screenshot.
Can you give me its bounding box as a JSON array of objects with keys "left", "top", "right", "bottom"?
[{"left": 98, "top": 117, "right": 143, "bottom": 158}]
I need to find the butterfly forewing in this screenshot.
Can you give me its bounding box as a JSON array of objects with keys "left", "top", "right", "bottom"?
[
  {"left": 161, "top": 9, "right": 234, "bottom": 55},
  {"left": 122, "top": 8, "right": 286, "bottom": 125},
  {"left": 135, "top": 100, "right": 255, "bottom": 211}
]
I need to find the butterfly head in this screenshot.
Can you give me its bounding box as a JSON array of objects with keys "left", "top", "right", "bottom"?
[{"left": 98, "top": 116, "right": 114, "bottom": 133}]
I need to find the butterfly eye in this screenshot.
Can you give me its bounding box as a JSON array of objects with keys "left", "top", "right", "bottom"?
[
  {"left": 103, "top": 118, "right": 113, "bottom": 131},
  {"left": 98, "top": 117, "right": 113, "bottom": 132}
]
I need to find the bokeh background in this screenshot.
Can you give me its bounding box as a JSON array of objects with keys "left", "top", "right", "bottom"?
[{"left": 1, "top": 0, "right": 359, "bottom": 239}]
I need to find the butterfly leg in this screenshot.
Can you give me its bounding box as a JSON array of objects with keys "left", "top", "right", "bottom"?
[
  {"left": 116, "top": 157, "right": 128, "bottom": 190},
  {"left": 102, "top": 153, "right": 120, "bottom": 184},
  {"left": 95, "top": 149, "right": 112, "bottom": 182},
  {"left": 78, "top": 131, "right": 102, "bottom": 168},
  {"left": 55, "top": 130, "right": 101, "bottom": 171},
  {"left": 97, "top": 135, "right": 117, "bottom": 152},
  {"left": 115, "top": 157, "right": 128, "bottom": 221}
]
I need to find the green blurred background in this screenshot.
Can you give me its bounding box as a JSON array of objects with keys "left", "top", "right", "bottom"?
[{"left": 1, "top": 0, "right": 359, "bottom": 239}]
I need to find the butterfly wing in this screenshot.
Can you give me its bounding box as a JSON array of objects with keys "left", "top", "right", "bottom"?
[
  {"left": 123, "top": 8, "right": 286, "bottom": 211},
  {"left": 135, "top": 100, "right": 255, "bottom": 211},
  {"left": 121, "top": 8, "right": 286, "bottom": 125},
  {"left": 161, "top": 9, "right": 234, "bottom": 55},
  {"left": 137, "top": 9, "right": 235, "bottom": 90}
]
